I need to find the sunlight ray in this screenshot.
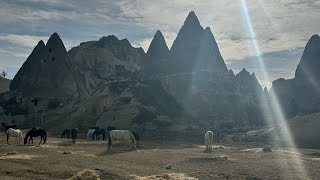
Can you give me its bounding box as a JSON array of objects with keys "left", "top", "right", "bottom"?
[{"left": 239, "top": 0, "right": 309, "bottom": 179}]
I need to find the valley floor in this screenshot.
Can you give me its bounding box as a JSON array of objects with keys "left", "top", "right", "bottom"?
[{"left": 0, "top": 133, "right": 319, "bottom": 179}]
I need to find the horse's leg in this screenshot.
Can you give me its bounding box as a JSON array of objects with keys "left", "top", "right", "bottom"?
[
  {"left": 7, "top": 134, "right": 10, "bottom": 145},
  {"left": 39, "top": 136, "right": 42, "bottom": 145}
]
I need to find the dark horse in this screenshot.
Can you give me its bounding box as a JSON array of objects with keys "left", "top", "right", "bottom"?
[
  {"left": 24, "top": 128, "right": 47, "bottom": 145},
  {"left": 132, "top": 132, "right": 140, "bottom": 148},
  {"left": 1, "top": 123, "right": 17, "bottom": 133},
  {"left": 61, "top": 129, "right": 71, "bottom": 139},
  {"left": 70, "top": 128, "right": 78, "bottom": 143},
  {"left": 92, "top": 128, "right": 106, "bottom": 140}
]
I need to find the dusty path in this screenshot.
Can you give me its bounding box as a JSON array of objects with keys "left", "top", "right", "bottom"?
[{"left": 0, "top": 135, "right": 319, "bottom": 179}]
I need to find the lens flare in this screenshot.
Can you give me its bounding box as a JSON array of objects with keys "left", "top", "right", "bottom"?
[{"left": 239, "top": 0, "right": 309, "bottom": 179}]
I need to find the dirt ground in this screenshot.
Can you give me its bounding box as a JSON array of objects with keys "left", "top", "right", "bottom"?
[{"left": 0, "top": 132, "right": 320, "bottom": 180}]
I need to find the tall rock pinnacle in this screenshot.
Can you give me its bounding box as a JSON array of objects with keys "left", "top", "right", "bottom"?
[
  {"left": 147, "top": 30, "right": 169, "bottom": 60},
  {"left": 170, "top": 11, "right": 204, "bottom": 68},
  {"left": 295, "top": 34, "right": 320, "bottom": 80}
]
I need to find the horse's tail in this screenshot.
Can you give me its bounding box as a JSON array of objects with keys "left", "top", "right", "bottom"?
[
  {"left": 43, "top": 131, "right": 47, "bottom": 144},
  {"left": 130, "top": 133, "right": 137, "bottom": 150}
]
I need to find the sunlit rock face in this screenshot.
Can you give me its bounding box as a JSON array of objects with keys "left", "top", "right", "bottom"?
[
  {"left": 10, "top": 33, "right": 85, "bottom": 99},
  {"left": 272, "top": 35, "right": 320, "bottom": 118},
  {"left": 68, "top": 35, "right": 145, "bottom": 94}
]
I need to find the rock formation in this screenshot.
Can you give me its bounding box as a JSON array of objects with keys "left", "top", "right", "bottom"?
[
  {"left": 1, "top": 11, "right": 268, "bottom": 134},
  {"left": 10, "top": 33, "right": 85, "bottom": 99},
  {"left": 272, "top": 35, "right": 320, "bottom": 118}
]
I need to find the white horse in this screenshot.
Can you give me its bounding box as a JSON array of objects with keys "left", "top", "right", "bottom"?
[
  {"left": 6, "top": 128, "right": 23, "bottom": 145},
  {"left": 204, "top": 131, "right": 213, "bottom": 153},
  {"left": 87, "top": 129, "right": 96, "bottom": 140},
  {"left": 107, "top": 130, "right": 136, "bottom": 151}
]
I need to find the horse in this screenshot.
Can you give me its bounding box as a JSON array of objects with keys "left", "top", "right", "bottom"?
[
  {"left": 61, "top": 129, "right": 71, "bottom": 139},
  {"left": 6, "top": 128, "right": 23, "bottom": 145},
  {"left": 92, "top": 128, "right": 106, "bottom": 140},
  {"left": 107, "top": 130, "right": 136, "bottom": 151},
  {"left": 87, "top": 129, "right": 96, "bottom": 140},
  {"left": 70, "top": 128, "right": 78, "bottom": 144},
  {"left": 132, "top": 132, "right": 140, "bottom": 148},
  {"left": 2, "top": 123, "right": 17, "bottom": 133},
  {"left": 204, "top": 131, "right": 213, "bottom": 153},
  {"left": 24, "top": 128, "right": 47, "bottom": 145}
]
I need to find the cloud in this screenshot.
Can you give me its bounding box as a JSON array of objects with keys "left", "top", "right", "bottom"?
[
  {"left": 0, "top": 0, "right": 319, "bottom": 85},
  {"left": 0, "top": 34, "right": 48, "bottom": 48}
]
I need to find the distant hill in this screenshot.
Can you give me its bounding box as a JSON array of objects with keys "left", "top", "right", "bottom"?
[{"left": 0, "top": 76, "right": 11, "bottom": 93}]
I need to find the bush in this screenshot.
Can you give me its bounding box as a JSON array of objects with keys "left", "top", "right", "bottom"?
[{"left": 262, "top": 145, "right": 272, "bottom": 152}]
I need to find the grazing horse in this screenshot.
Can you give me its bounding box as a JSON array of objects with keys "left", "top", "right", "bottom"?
[
  {"left": 107, "top": 130, "right": 137, "bottom": 151},
  {"left": 70, "top": 128, "right": 78, "bottom": 144},
  {"left": 204, "top": 131, "right": 213, "bottom": 153},
  {"left": 61, "top": 129, "right": 71, "bottom": 139},
  {"left": 24, "top": 128, "right": 47, "bottom": 145},
  {"left": 132, "top": 132, "right": 140, "bottom": 148},
  {"left": 92, "top": 128, "right": 106, "bottom": 140},
  {"left": 6, "top": 128, "right": 23, "bottom": 145},
  {"left": 87, "top": 129, "right": 96, "bottom": 140},
  {"left": 1, "top": 123, "right": 17, "bottom": 133}
]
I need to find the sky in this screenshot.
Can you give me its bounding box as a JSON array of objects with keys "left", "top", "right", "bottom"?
[{"left": 0, "top": 0, "right": 319, "bottom": 88}]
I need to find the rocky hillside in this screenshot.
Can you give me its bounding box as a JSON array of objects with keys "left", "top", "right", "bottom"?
[
  {"left": 144, "top": 11, "right": 265, "bottom": 128},
  {"left": 1, "top": 11, "right": 270, "bottom": 135},
  {"left": 10, "top": 33, "right": 86, "bottom": 99},
  {"left": 0, "top": 76, "right": 10, "bottom": 93},
  {"left": 272, "top": 35, "right": 320, "bottom": 118}
]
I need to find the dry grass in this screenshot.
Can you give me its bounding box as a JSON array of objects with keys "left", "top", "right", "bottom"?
[
  {"left": 0, "top": 154, "right": 39, "bottom": 160},
  {"left": 69, "top": 169, "right": 100, "bottom": 180},
  {"left": 133, "top": 173, "right": 198, "bottom": 180}
]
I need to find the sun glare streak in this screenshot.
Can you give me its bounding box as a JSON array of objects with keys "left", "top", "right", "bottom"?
[{"left": 239, "top": 0, "right": 309, "bottom": 179}]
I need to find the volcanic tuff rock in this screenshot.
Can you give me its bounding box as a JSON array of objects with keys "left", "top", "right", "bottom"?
[
  {"left": 68, "top": 35, "right": 145, "bottom": 94},
  {"left": 167, "top": 11, "right": 228, "bottom": 74},
  {"left": 144, "top": 30, "right": 170, "bottom": 75},
  {"left": 1, "top": 11, "right": 267, "bottom": 133},
  {"left": 272, "top": 35, "right": 320, "bottom": 118},
  {"left": 10, "top": 33, "right": 85, "bottom": 98}
]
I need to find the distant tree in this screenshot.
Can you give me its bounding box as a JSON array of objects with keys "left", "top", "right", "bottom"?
[{"left": 0, "top": 70, "right": 7, "bottom": 78}]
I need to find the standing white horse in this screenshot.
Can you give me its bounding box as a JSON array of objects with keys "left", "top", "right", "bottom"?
[
  {"left": 87, "top": 129, "right": 96, "bottom": 140},
  {"left": 204, "top": 131, "right": 213, "bottom": 153},
  {"left": 107, "top": 130, "right": 136, "bottom": 151},
  {"left": 6, "top": 128, "right": 23, "bottom": 145}
]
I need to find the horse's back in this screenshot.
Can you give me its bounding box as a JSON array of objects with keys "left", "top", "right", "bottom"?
[{"left": 110, "top": 130, "right": 134, "bottom": 141}]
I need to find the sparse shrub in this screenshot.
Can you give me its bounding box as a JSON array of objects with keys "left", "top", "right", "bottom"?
[{"left": 262, "top": 145, "right": 272, "bottom": 152}]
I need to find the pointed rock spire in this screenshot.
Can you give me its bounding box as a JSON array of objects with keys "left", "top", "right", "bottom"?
[
  {"left": 183, "top": 11, "right": 201, "bottom": 28},
  {"left": 295, "top": 34, "right": 320, "bottom": 79},
  {"left": 170, "top": 11, "right": 204, "bottom": 66},
  {"left": 147, "top": 30, "right": 169, "bottom": 60},
  {"left": 236, "top": 68, "right": 250, "bottom": 78},
  {"left": 46, "top": 32, "right": 67, "bottom": 52},
  {"left": 195, "top": 26, "right": 228, "bottom": 72}
]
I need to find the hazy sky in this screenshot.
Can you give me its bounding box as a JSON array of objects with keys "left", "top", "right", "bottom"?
[{"left": 0, "top": 0, "right": 319, "bottom": 88}]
